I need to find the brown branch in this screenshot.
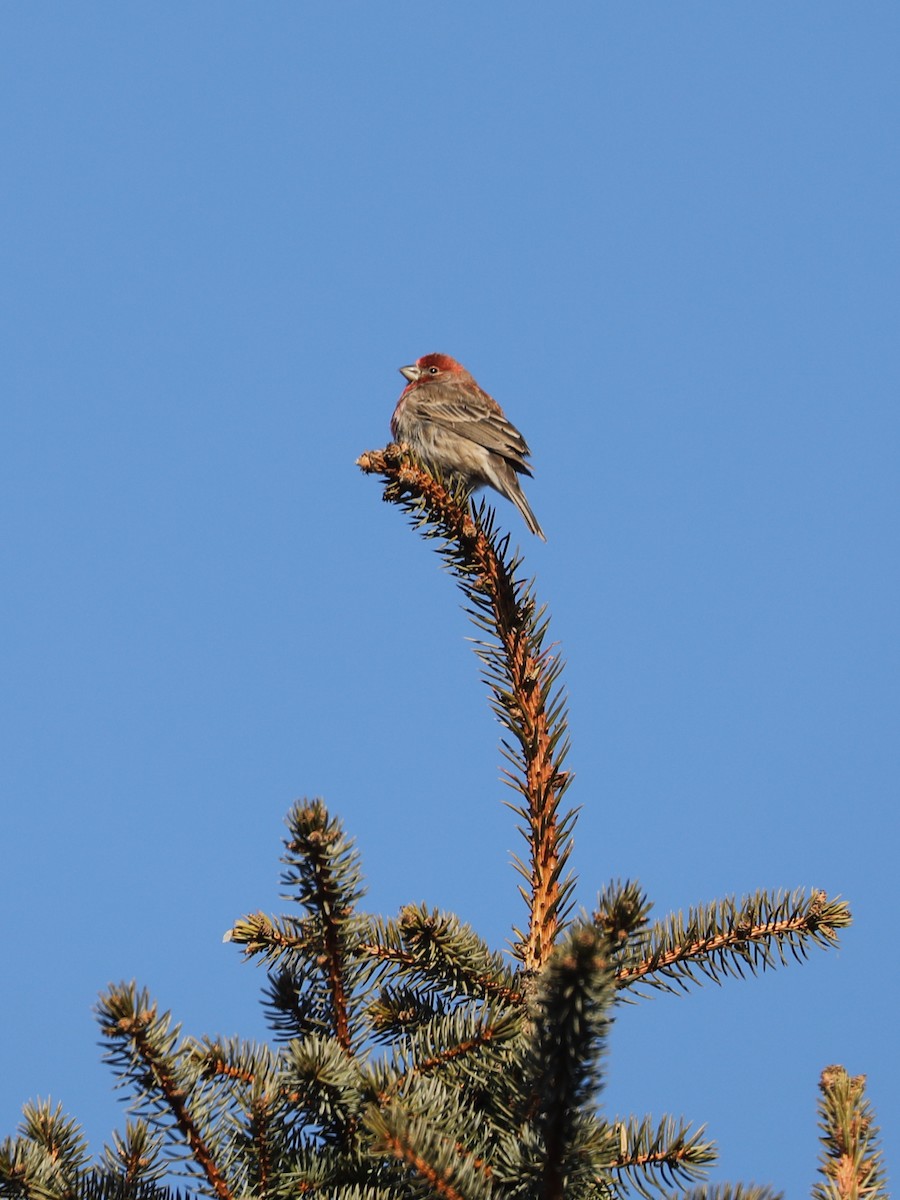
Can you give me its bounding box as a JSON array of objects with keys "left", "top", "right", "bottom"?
[
  {"left": 414, "top": 1033, "right": 496, "bottom": 1074},
  {"left": 603, "top": 1118, "right": 716, "bottom": 1194},
  {"left": 355, "top": 939, "right": 525, "bottom": 1005},
  {"left": 377, "top": 1126, "right": 481, "bottom": 1200},
  {"left": 358, "top": 445, "right": 571, "bottom": 971},
  {"left": 370, "top": 1030, "right": 504, "bottom": 1108},
  {"left": 283, "top": 823, "right": 354, "bottom": 1053},
  {"left": 615, "top": 902, "right": 842, "bottom": 988},
  {"left": 205, "top": 1055, "right": 255, "bottom": 1086},
  {"left": 113, "top": 1008, "right": 233, "bottom": 1200},
  {"left": 322, "top": 906, "right": 353, "bottom": 1051},
  {"left": 249, "top": 1095, "right": 274, "bottom": 1198},
  {"left": 613, "top": 1147, "right": 697, "bottom": 1170},
  {"left": 355, "top": 940, "right": 417, "bottom": 969},
  {"left": 225, "top": 913, "right": 306, "bottom": 955}
]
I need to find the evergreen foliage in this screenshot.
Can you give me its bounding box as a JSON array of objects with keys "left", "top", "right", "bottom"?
[
  {"left": 0, "top": 447, "right": 885, "bottom": 1200},
  {"left": 812, "top": 1066, "right": 887, "bottom": 1199}
]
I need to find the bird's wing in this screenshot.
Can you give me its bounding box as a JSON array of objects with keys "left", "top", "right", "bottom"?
[{"left": 416, "top": 382, "right": 534, "bottom": 473}]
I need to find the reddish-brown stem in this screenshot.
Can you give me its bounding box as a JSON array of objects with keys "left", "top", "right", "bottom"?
[
  {"left": 358, "top": 446, "right": 570, "bottom": 971},
  {"left": 285, "top": 830, "right": 354, "bottom": 1052},
  {"left": 378, "top": 1128, "right": 482, "bottom": 1200},
  {"left": 615, "top": 908, "right": 840, "bottom": 987},
  {"left": 322, "top": 907, "right": 353, "bottom": 1051},
  {"left": 114, "top": 1010, "right": 233, "bottom": 1200}
]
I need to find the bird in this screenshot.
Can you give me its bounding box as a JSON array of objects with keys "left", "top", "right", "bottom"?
[{"left": 390, "top": 352, "right": 545, "bottom": 540}]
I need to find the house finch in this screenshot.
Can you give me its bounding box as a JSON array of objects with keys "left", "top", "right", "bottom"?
[{"left": 390, "top": 353, "right": 546, "bottom": 540}]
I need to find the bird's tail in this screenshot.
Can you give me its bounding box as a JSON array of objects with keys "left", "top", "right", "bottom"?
[{"left": 509, "top": 478, "right": 546, "bottom": 541}]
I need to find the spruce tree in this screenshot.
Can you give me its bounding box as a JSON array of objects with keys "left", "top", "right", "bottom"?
[{"left": 0, "top": 446, "right": 886, "bottom": 1200}]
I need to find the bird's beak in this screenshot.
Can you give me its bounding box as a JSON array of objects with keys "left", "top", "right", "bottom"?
[{"left": 399, "top": 364, "right": 420, "bottom": 383}]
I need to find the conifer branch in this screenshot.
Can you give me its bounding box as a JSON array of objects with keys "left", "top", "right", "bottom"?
[
  {"left": 593, "top": 880, "right": 654, "bottom": 949},
  {"left": 612, "top": 889, "right": 851, "bottom": 994},
  {"left": 676, "top": 1187, "right": 784, "bottom": 1200},
  {"left": 0, "top": 1100, "right": 90, "bottom": 1200},
  {"left": 278, "top": 800, "right": 366, "bottom": 1053},
  {"left": 246, "top": 1097, "right": 274, "bottom": 1200},
  {"left": 607, "top": 1114, "right": 717, "bottom": 1197},
  {"left": 0, "top": 1113, "right": 183, "bottom": 1200},
  {"left": 364, "top": 1092, "right": 492, "bottom": 1200},
  {"left": 95, "top": 988, "right": 232, "bottom": 1200},
  {"left": 223, "top": 912, "right": 312, "bottom": 964},
  {"left": 185, "top": 1030, "right": 290, "bottom": 1195},
  {"left": 362, "top": 907, "right": 521, "bottom": 1001},
  {"left": 812, "top": 1065, "right": 887, "bottom": 1200},
  {"left": 99, "top": 1122, "right": 167, "bottom": 1190},
  {"left": 96, "top": 986, "right": 232, "bottom": 1200},
  {"left": 357, "top": 925, "right": 524, "bottom": 1008},
  {"left": 366, "top": 1125, "right": 469, "bottom": 1200},
  {"left": 281, "top": 1035, "right": 369, "bottom": 1137},
  {"left": 358, "top": 446, "right": 575, "bottom": 971},
  {"left": 518, "top": 924, "right": 615, "bottom": 1200},
  {"left": 384, "top": 1007, "right": 523, "bottom": 1098},
  {"left": 403, "top": 1022, "right": 510, "bottom": 1078},
  {"left": 97, "top": 988, "right": 236, "bottom": 1200},
  {"left": 189, "top": 1041, "right": 256, "bottom": 1089}
]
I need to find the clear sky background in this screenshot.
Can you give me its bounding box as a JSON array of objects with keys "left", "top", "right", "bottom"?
[{"left": 1, "top": 5, "right": 897, "bottom": 1195}]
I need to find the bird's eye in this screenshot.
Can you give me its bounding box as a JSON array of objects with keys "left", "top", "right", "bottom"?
[{"left": 428, "top": 365, "right": 439, "bottom": 374}]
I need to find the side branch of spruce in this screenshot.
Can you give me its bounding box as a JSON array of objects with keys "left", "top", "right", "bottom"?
[
  {"left": 96, "top": 988, "right": 233, "bottom": 1200},
  {"left": 613, "top": 889, "right": 852, "bottom": 993}
]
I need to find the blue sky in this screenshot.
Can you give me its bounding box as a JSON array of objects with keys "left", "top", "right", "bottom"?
[{"left": 1, "top": 4, "right": 897, "bottom": 1194}]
